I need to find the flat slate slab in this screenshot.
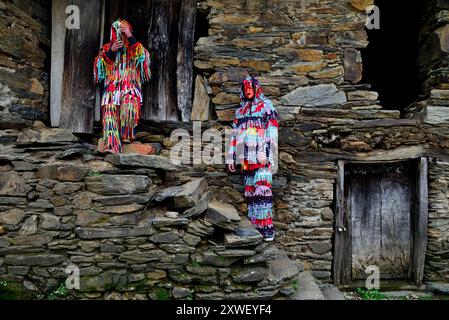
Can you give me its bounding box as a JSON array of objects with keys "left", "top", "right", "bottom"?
[
  {"left": 320, "top": 284, "right": 346, "bottom": 300},
  {"left": 205, "top": 198, "right": 241, "bottom": 230},
  {"left": 105, "top": 154, "right": 180, "bottom": 171},
  {"left": 426, "top": 282, "right": 449, "bottom": 295},
  {"left": 244, "top": 244, "right": 280, "bottom": 264},
  {"left": 182, "top": 192, "right": 211, "bottom": 218},
  {"left": 85, "top": 175, "right": 151, "bottom": 195},
  {"left": 224, "top": 219, "right": 263, "bottom": 247},
  {"left": 173, "top": 178, "right": 209, "bottom": 208},
  {"left": 290, "top": 271, "right": 325, "bottom": 300},
  {"left": 150, "top": 216, "right": 190, "bottom": 227},
  {"left": 281, "top": 83, "right": 347, "bottom": 107},
  {"left": 94, "top": 194, "right": 154, "bottom": 206},
  {"left": 75, "top": 227, "right": 155, "bottom": 239},
  {"left": 17, "top": 128, "right": 78, "bottom": 145},
  {"left": 266, "top": 250, "right": 299, "bottom": 286}
]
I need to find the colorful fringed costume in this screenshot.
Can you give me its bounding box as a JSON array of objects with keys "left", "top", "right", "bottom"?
[
  {"left": 227, "top": 77, "right": 279, "bottom": 239},
  {"left": 93, "top": 19, "right": 151, "bottom": 153}
]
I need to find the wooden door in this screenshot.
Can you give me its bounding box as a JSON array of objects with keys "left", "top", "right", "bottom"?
[
  {"left": 348, "top": 162, "right": 414, "bottom": 279},
  {"left": 334, "top": 159, "right": 429, "bottom": 286}
]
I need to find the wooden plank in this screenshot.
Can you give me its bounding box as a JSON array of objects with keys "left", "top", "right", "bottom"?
[
  {"left": 145, "top": 0, "right": 181, "bottom": 121},
  {"left": 177, "top": 0, "right": 197, "bottom": 121},
  {"left": 342, "top": 170, "right": 353, "bottom": 284},
  {"left": 95, "top": 0, "right": 106, "bottom": 122},
  {"left": 413, "top": 157, "right": 428, "bottom": 285},
  {"left": 59, "top": 0, "right": 103, "bottom": 133},
  {"left": 349, "top": 162, "right": 415, "bottom": 281},
  {"left": 350, "top": 164, "right": 382, "bottom": 279},
  {"left": 379, "top": 163, "right": 412, "bottom": 279},
  {"left": 334, "top": 161, "right": 351, "bottom": 286},
  {"left": 50, "top": 0, "right": 70, "bottom": 127}
]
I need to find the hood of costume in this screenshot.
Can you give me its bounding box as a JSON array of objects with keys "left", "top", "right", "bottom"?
[{"left": 227, "top": 76, "right": 279, "bottom": 169}]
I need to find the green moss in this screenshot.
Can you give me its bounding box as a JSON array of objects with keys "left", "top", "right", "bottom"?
[
  {"left": 154, "top": 288, "right": 170, "bottom": 300},
  {"left": 356, "top": 288, "right": 387, "bottom": 300},
  {"left": 291, "top": 279, "right": 299, "bottom": 291},
  {"left": 190, "top": 260, "right": 200, "bottom": 268},
  {"left": 178, "top": 272, "right": 190, "bottom": 279},
  {"left": 47, "top": 283, "right": 69, "bottom": 300},
  {"left": 0, "top": 280, "right": 35, "bottom": 300}
]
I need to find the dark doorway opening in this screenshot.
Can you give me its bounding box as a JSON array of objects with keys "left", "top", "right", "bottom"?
[
  {"left": 52, "top": 0, "right": 201, "bottom": 134},
  {"left": 103, "top": 0, "right": 197, "bottom": 122},
  {"left": 361, "top": 0, "right": 425, "bottom": 111}
]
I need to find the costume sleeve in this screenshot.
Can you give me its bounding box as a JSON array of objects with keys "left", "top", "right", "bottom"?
[
  {"left": 93, "top": 45, "right": 113, "bottom": 84},
  {"left": 226, "top": 116, "right": 238, "bottom": 165},
  {"left": 264, "top": 102, "right": 279, "bottom": 167},
  {"left": 129, "top": 40, "right": 152, "bottom": 83}
]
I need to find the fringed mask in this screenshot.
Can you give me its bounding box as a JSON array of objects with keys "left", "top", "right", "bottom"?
[
  {"left": 240, "top": 76, "right": 263, "bottom": 101},
  {"left": 110, "top": 19, "right": 133, "bottom": 47}
]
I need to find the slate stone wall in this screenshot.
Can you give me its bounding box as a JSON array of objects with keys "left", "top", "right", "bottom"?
[
  {"left": 1, "top": 0, "right": 449, "bottom": 300},
  {"left": 0, "top": 0, "right": 50, "bottom": 130}
]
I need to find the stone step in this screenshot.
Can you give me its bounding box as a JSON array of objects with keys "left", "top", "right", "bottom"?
[
  {"left": 382, "top": 291, "right": 432, "bottom": 300},
  {"left": 426, "top": 282, "right": 449, "bottom": 295},
  {"left": 265, "top": 250, "right": 300, "bottom": 287},
  {"left": 320, "top": 284, "right": 346, "bottom": 300},
  {"left": 290, "top": 271, "right": 325, "bottom": 300},
  {"left": 155, "top": 178, "right": 209, "bottom": 210},
  {"left": 244, "top": 244, "right": 280, "bottom": 264},
  {"left": 204, "top": 198, "right": 241, "bottom": 231},
  {"left": 224, "top": 219, "right": 263, "bottom": 248},
  {"left": 104, "top": 153, "right": 181, "bottom": 171}
]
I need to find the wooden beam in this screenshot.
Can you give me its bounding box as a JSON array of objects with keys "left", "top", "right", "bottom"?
[
  {"left": 50, "top": 0, "right": 70, "bottom": 127},
  {"left": 413, "top": 157, "right": 429, "bottom": 286},
  {"left": 145, "top": 0, "right": 181, "bottom": 121},
  {"left": 60, "top": 0, "right": 103, "bottom": 133},
  {"left": 177, "top": 0, "right": 197, "bottom": 121},
  {"left": 334, "top": 160, "right": 345, "bottom": 286},
  {"left": 95, "top": 0, "right": 106, "bottom": 122}
]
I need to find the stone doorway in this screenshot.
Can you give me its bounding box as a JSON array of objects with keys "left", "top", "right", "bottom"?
[{"left": 334, "top": 158, "right": 429, "bottom": 287}]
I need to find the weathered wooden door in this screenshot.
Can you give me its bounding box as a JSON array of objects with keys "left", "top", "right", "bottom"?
[
  {"left": 349, "top": 162, "right": 415, "bottom": 279},
  {"left": 334, "top": 158, "right": 428, "bottom": 286}
]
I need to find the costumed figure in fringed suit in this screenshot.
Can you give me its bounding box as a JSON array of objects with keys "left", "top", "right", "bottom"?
[
  {"left": 94, "top": 19, "right": 151, "bottom": 154},
  {"left": 227, "top": 76, "right": 279, "bottom": 241}
]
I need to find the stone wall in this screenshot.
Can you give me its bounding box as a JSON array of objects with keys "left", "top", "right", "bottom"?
[
  {"left": 427, "top": 160, "right": 449, "bottom": 283},
  {"left": 0, "top": 128, "right": 300, "bottom": 299},
  {"left": 417, "top": 0, "right": 449, "bottom": 95},
  {"left": 0, "top": 0, "right": 50, "bottom": 130},
  {"left": 406, "top": 0, "right": 449, "bottom": 123},
  {"left": 1, "top": 0, "right": 449, "bottom": 300},
  {"left": 194, "top": 0, "right": 370, "bottom": 122}
]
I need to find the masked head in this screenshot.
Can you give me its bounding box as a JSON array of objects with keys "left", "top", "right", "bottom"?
[
  {"left": 110, "top": 19, "right": 133, "bottom": 44},
  {"left": 240, "top": 76, "right": 262, "bottom": 101}
]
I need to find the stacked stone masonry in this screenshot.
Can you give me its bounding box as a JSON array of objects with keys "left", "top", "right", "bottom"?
[{"left": 1, "top": 0, "right": 449, "bottom": 299}]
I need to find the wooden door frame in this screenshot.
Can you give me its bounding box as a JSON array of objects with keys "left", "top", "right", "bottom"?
[
  {"left": 50, "top": 0, "right": 105, "bottom": 133},
  {"left": 333, "top": 157, "right": 429, "bottom": 287}
]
